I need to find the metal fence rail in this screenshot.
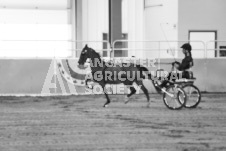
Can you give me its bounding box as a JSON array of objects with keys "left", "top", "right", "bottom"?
[
  {"left": 1, "top": 40, "right": 226, "bottom": 59},
  {"left": 112, "top": 40, "right": 205, "bottom": 59}
]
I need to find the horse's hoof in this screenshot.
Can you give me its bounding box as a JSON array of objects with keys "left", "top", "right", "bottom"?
[
  {"left": 124, "top": 96, "right": 130, "bottom": 104},
  {"left": 103, "top": 104, "right": 109, "bottom": 108},
  {"left": 86, "top": 85, "right": 93, "bottom": 89},
  {"left": 146, "top": 102, "right": 150, "bottom": 108}
]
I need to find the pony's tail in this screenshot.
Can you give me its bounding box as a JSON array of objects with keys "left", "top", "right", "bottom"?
[
  {"left": 138, "top": 65, "right": 161, "bottom": 93},
  {"left": 138, "top": 65, "right": 153, "bottom": 80}
]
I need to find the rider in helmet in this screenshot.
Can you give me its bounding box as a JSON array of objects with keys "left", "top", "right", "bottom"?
[
  {"left": 159, "top": 43, "right": 194, "bottom": 89},
  {"left": 174, "top": 43, "right": 193, "bottom": 71}
]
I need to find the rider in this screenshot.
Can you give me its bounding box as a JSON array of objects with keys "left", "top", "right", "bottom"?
[{"left": 158, "top": 43, "right": 194, "bottom": 89}]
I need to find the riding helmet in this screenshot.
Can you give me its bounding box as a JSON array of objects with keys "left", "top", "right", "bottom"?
[{"left": 181, "top": 43, "right": 192, "bottom": 51}]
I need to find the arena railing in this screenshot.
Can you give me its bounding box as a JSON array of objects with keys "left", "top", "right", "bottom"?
[
  {"left": 112, "top": 40, "right": 206, "bottom": 59},
  {"left": 206, "top": 41, "right": 226, "bottom": 58},
  {"left": 0, "top": 40, "right": 111, "bottom": 59},
  {"left": 73, "top": 40, "right": 111, "bottom": 58}
]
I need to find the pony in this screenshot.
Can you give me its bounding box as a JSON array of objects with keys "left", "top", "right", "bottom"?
[{"left": 78, "top": 44, "right": 155, "bottom": 107}]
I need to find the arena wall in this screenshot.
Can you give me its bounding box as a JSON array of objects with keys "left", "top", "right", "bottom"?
[{"left": 0, "top": 58, "right": 225, "bottom": 95}]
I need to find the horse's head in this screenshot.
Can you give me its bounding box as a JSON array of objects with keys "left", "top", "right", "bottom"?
[
  {"left": 78, "top": 44, "right": 91, "bottom": 65},
  {"left": 78, "top": 44, "right": 102, "bottom": 66}
]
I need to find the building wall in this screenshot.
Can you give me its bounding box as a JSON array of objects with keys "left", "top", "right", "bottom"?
[
  {"left": 81, "top": 0, "right": 108, "bottom": 48},
  {"left": 144, "top": 0, "right": 178, "bottom": 59},
  {"left": 79, "top": 0, "right": 145, "bottom": 58},
  {"left": 126, "top": 0, "right": 144, "bottom": 58},
  {"left": 0, "top": 0, "right": 72, "bottom": 58},
  {"left": 178, "top": 0, "right": 226, "bottom": 42}
]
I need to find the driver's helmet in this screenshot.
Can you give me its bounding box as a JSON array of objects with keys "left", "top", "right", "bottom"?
[{"left": 181, "top": 43, "right": 192, "bottom": 52}]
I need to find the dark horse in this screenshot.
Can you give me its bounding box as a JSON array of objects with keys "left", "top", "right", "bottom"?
[{"left": 78, "top": 44, "right": 154, "bottom": 107}]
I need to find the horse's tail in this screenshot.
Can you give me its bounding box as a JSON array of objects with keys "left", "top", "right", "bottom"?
[
  {"left": 137, "top": 65, "right": 153, "bottom": 80},
  {"left": 138, "top": 65, "right": 161, "bottom": 93}
]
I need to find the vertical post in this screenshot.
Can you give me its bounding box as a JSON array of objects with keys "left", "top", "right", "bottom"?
[
  {"left": 109, "top": 0, "right": 122, "bottom": 57},
  {"left": 158, "top": 41, "right": 161, "bottom": 70},
  {"left": 204, "top": 41, "right": 207, "bottom": 92},
  {"left": 108, "top": 0, "right": 112, "bottom": 44},
  {"left": 75, "top": 0, "right": 83, "bottom": 57},
  {"left": 70, "top": 0, "right": 76, "bottom": 58}
]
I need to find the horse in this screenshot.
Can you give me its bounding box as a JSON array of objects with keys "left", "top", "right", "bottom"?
[{"left": 78, "top": 44, "right": 155, "bottom": 107}]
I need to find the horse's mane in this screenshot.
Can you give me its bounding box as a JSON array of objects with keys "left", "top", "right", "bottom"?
[
  {"left": 89, "top": 47, "right": 108, "bottom": 66},
  {"left": 90, "top": 48, "right": 101, "bottom": 58}
]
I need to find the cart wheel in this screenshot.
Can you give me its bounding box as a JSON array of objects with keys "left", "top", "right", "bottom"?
[
  {"left": 163, "top": 85, "right": 186, "bottom": 110},
  {"left": 182, "top": 84, "right": 201, "bottom": 108}
]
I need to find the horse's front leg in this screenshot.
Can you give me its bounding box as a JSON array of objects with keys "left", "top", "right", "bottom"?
[{"left": 103, "top": 92, "right": 111, "bottom": 107}]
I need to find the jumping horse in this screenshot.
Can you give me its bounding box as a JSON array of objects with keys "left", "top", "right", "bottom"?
[{"left": 78, "top": 44, "right": 154, "bottom": 107}]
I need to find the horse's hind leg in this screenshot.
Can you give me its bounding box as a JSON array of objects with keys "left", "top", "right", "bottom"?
[
  {"left": 141, "top": 85, "right": 151, "bottom": 107},
  {"left": 128, "top": 86, "right": 136, "bottom": 97},
  {"left": 136, "top": 81, "right": 150, "bottom": 107},
  {"left": 100, "top": 84, "right": 110, "bottom": 107},
  {"left": 124, "top": 86, "right": 136, "bottom": 104}
]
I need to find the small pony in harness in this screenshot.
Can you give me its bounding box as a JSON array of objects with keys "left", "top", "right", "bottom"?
[{"left": 78, "top": 44, "right": 154, "bottom": 107}]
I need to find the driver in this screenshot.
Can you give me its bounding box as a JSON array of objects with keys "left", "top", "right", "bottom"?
[{"left": 159, "top": 43, "right": 194, "bottom": 88}]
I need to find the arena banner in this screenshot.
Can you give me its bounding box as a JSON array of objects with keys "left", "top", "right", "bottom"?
[{"left": 42, "top": 58, "right": 159, "bottom": 95}]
